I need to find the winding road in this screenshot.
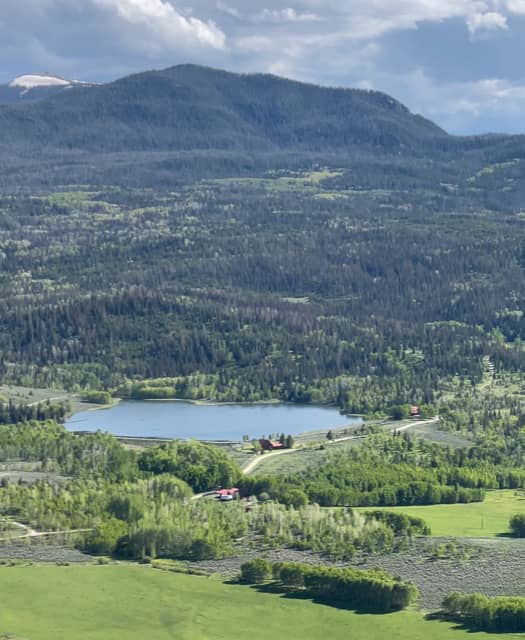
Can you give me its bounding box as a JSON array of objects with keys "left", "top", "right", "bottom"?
[{"left": 241, "top": 416, "right": 440, "bottom": 476}]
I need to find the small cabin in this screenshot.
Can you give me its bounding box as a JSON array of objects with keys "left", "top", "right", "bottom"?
[
  {"left": 410, "top": 405, "right": 420, "bottom": 418},
  {"left": 259, "top": 439, "right": 285, "bottom": 451}
]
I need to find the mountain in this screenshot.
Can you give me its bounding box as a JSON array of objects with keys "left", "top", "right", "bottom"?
[
  {"left": 0, "top": 64, "right": 449, "bottom": 153},
  {"left": 0, "top": 73, "right": 93, "bottom": 105},
  {"left": 0, "top": 64, "right": 523, "bottom": 193}
]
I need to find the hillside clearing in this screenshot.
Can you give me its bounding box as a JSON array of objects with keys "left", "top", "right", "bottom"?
[{"left": 359, "top": 489, "right": 524, "bottom": 537}]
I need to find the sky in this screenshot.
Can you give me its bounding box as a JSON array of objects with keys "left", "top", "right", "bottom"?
[{"left": 1, "top": 0, "right": 525, "bottom": 135}]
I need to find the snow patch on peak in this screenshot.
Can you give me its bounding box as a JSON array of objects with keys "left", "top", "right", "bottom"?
[{"left": 9, "top": 74, "right": 72, "bottom": 89}]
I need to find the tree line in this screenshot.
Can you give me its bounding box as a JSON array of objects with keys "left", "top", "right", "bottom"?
[
  {"left": 240, "top": 559, "right": 419, "bottom": 612},
  {"left": 0, "top": 400, "right": 68, "bottom": 425},
  {"left": 442, "top": 592, "right": 525, "bottom": 632}
]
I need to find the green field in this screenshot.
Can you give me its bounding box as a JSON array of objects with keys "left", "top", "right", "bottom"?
[
  {"left": 360, "top": 490, "right": 525, "bottom": 537},
  {"left": 0, "top": 564, "right": 522, "bottom": 640}
]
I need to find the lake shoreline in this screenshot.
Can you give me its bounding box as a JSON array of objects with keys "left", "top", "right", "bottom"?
[
  {"left": 83, "top": 396, "right": 351, "bottom": 413},
  {"left": 66, "top": 399, "right": 361, "bottom": 441},
  {"left": 128, "top": 397, "right": 282, "bottom": 407}
]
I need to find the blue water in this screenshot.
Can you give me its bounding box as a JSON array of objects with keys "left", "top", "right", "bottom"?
[{"left": 65, "top": 400, "right": 360, "bottom": 441}]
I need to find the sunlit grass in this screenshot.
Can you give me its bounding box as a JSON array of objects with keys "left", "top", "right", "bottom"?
[
  {"left": 360, "top": 490, "right": 525, "bottom": 538},
  {"left": 0, "top": 565, "right": 520, "bottom": 639}
]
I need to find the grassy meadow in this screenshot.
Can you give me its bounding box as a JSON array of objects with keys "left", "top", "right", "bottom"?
[
  {"left": 360, "top": 489, "right": 525, "bottom": 537},
  {"left": 0, "top": 564, "right": 522, "bottom": 640}
]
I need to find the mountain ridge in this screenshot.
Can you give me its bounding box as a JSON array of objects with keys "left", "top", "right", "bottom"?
[
  {"left": 0, "top": 64, "right": 523, "bottom": 192},
  {"left": 0, "top": 64, "right": 450, "bottom": 154}
]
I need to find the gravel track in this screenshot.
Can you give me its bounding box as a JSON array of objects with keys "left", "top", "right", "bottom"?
[{"left": 0, "top": 539, "right": 93, "bottom": 563}]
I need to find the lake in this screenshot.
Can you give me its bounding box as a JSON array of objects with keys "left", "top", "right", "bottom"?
[{"left": 65, "top": 401, "right": 360, "bottom": 441}]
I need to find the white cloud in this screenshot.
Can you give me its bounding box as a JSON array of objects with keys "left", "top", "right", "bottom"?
[
  {"left": 251, "top": 8, "right": 322, "bottom": 23},
  {"left": 367, "top": 67, "right": 525, "bottom": 133},
  {"left": 466, "top": 11, "right": 508, "bottom": 33},
  {"left": 91, "top": 0, "right": 225, "bottom": 50},
  {"left": 235, "top": 35, "right": 276, "bottom": 53},
  {"left": 504, "top": 0, "right": 525, "bottom": 14},
  {"left": 238, "top": 1, "right": 489, "bottom": 39},
  {"left": 0, "top": 0, "right": 229, "bottom": 85},
  {"left": 212, "top": 1, "right": 519, "bottom": 41},
  {"left": 216, "top": 1, "right": 241, "bottom": 19}
]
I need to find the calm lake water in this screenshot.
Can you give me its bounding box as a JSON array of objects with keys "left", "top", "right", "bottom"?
[{"left": 65, "top": 401, "right": 360, "bottom": 441}]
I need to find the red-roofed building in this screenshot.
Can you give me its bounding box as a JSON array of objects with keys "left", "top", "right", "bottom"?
[
  {"left": 259, "top": 439, "right": 285, "bottom": 451},
  {"left": 216, "top": 487, "right": 239, "bottom": 502},
  {"left": 216, "top": 488, "right": 239, "bottom": 497}
]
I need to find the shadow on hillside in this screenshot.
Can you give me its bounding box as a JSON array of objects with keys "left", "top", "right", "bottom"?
[
  {"left": 240, "top": 582, "right": 395, "bottom": 615},
  {"left": 425, "top": 612, "right": 507, "bottom": 634}
]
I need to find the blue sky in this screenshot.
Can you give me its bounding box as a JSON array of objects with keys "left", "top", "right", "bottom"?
[{"left": 2, "top": 0, "right": 525, "bottom": 135}]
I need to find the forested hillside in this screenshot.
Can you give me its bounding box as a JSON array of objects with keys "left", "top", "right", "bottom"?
[
  {"left": 0, "top": 64, "right": 523, "bottom": 191},
  {"left": 0, "top": 64, "right": 524, "bottom": 420},
  {"left": 0, "top": 64, "right": 446, "bottom": 153},
  {"left": 0, "top": 167, "right": 524, "bottom": 416}
]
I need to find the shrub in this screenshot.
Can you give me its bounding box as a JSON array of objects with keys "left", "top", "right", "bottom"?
[
  {"left": 280, "top": 564, "right": 305, "bottom": 587},
  {"left": 365, "top": 510, "right": 431, "bottom": 536},
  {"left": 442, "top": 592, "right": 525, "bottom": 632},
  {"left": 509, "top": 513, "right": 525, "bottom": 537},
  {"left": 82, "top": 517, "right": 128, "bottom": 555},
  {"left": 240, "top": 558, "right": 272, "bottom": 584},
  {"left": 279, "top": 488, "right": 308, "bottom": 508},
  {"left": 81, "top": 390, "right": 112, "bottom": 404},
  {"left": 240, "top": 561, "right": 418, "bottom": 611},
  {"left": 190, "top": 538, "right": 217, "bottom": 561},
  {"left": 388, "top": 404, "right": 411, "bottom": 420}
]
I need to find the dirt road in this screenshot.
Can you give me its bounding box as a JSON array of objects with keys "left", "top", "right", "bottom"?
[
  {"left": 241, "top": 448, "right": 298, "bottom": 475},
  {"left": 0, "top": 521, "right": 93, "bottom": 542},
  {"left": 240, "top": 416, "right": 440, "bottom": 475}
]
